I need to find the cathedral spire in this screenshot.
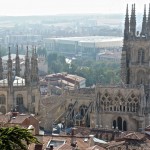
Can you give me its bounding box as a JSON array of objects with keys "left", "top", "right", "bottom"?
[
  {"left": 34, "top": 46, "right": 38, "bottom": 82},
  {"left": 147, "top": 4, "right": 150, "bottom": 36},
  {"left": 124, "top": 4, "right": 129, "bottom": 40},
  {"left": 15, "top": 45, "right": 20, "bottom": 76},
  {"left": 0, "top": 52, "right": 3, "bottom": 80},
  {"left": 7, "top": 47, "right": 13, "bottom": 86},
  {"left": 141, "top": 5, "right": 147, "bottom": 36},
  {"left": 130, "top": 4, "right": 136, "bottom": 37},
  {"left": 24, "top": 46, "right": 30, "bottom": 85}
]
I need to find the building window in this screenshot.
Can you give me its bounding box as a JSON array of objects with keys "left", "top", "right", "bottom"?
[
  {"left": 32, "top": 95, "right": 35, "bottom": 103},
  {"left": 138, "top": 49, "right": 145, "bottom": 63},
  {"left": 16, "top": 94, "right": 23, "bottom": 105},
  {"left": 0, "top": 95, "right": 6, "bottom": 105}
]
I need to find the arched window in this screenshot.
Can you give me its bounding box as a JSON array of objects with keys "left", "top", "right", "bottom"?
[
  {"left": 113, "top": 120, "right": 116, "bottom": 129},
  {"left": 117, "top": 117, "right": 122, "bottom": 130},
  {"left": 123, "top": 120, "right": 127, "bottom": 131},
  {"left": 79, "top": 105, "right": 88, "bottom": 117},
  {"left": 68, "top": 104, "right": 74, "bottom": 120},
  {"left": 0, "top": 95, "right": 6, "bottom": 105},
  {"left": 16, "top": 94, "right": 23, "bottom": 105},
  {"left": 113, "top": 117, "right": 127, "bottom": 131},
  {"left": 138, "top": 49, "right": 145, "bottom": 64},
  {"left": 114, "top": 92, "right": 125, "bottom": 112},
  {"left": 137, "top": 70, "right": 146, "bottom": 85}
]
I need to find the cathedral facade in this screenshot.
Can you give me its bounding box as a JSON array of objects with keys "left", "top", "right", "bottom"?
[
  {"left": 0, "top": 46, "right": 40, "bottom": 115},
  {"left": 48, "top": 4, "right": 150, "bottom": 132}
]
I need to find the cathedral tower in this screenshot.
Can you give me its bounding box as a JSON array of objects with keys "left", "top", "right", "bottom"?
[
  {"left": 31, "top": 46, "right": 39, "bottom": 84},
  {"left": 121, "top": 4, "right": 150, "bottom": 87}
]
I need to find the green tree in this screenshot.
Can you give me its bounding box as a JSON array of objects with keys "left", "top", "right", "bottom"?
[{"left": 0, "top": 126, "right": 40, "bottom": 150}]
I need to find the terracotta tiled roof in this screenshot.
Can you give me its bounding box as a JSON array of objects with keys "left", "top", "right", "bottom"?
[
  {"left": 106, "top": 141, "right": 125, "bottom": 148},
  {"left": 9, "top": 115, "right": 29, "bottom": 124},
  {"left": 29, "top": 135, "right": 89, "bottom": 150},
  {"left": 86, "top": 145, "right": 106, "bottom": 150},
  {"left": 75, "top": 127, "right": 91, "bottom": 136},
  {"left": 118, "top": 131, "right": 145, "bottom": 140},
  {"left": 56, "top": 143, "right": 72, "bottom": 150},
  {"left": 124, "top": 132, "right": 143, "bottom": 140},
  {"left": 0, "top": 114, "right": 10, "bottom": 123}
]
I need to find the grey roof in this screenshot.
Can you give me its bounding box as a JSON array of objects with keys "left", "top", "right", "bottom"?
[{"left": 0, "top": 76, "right": 25, "bottom": 86}]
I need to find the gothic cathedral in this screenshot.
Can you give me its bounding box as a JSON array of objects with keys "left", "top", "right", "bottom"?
[
  {"left": 0, "top": 46, "right": 40, "bottom": 115},
  {"left": 60, "top": 4, "right": 150, "bottom": 132}
]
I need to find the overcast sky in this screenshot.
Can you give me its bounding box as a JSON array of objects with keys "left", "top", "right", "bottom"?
[{"left": 0, "top": 0, "right": 150, "bottom": 16}]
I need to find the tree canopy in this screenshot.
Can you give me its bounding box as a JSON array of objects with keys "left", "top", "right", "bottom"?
[
  {"left": 0, "top": 126, "right": 40, "bottom": 150},
  {"left": 47, "top": 53, "right": 121, "bottom": 86}
]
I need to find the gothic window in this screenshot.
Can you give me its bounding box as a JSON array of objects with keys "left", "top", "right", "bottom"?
[
  {"left": 100, "top": 91, "right": 112, "bottom": 112},
  {"left": 113, "top": 117, "right": 127, "bottom": 131},
  {"left": 68, "top": 104, "right": 73, "bottom": 111},
  {"left": 113, "top": 120, "right": 116, "bottom": 129},
  {"left": 137, "top": 70, "right": 145, "bottom": 85},
  {"left": 117, "top": 117, "right": 122, "bottom": 130},
  {"left": 0, "top": 95, "right": 6, "bottom": 105},
  {"left": 123, "top": 120, "right": 127, "bottom": 131},
  {"left": 16, "top": 94, "right": 23, "bottom": 105},
  {"left": 68, "top": 104, "right": 74, "bottom": 120},
  {"left": 123, "top": 106, "right": 125, "bottom": 112},
  {"left": 32, "top": 95, "right": 35, "bottom": 103},
  {"left": 114, "top": 106, "right": 116, "bottom": 111},
  {"left": 127, "top": 103, "right": 129, "bottom": 112},
  {"left": 127, "top": 93, "right": 139, "bottom": 113},
  {"left": 138, "top": 49, "right": 145, "bottom": 63},
  {"left": 114, "top": 92, "right": 125, "bottom": 112},
  {"left": 79, "top": 105, "right": 88, "bottom": 117},
  {"left": 133, "top": 103, "right": 135, "bottom": 112}
]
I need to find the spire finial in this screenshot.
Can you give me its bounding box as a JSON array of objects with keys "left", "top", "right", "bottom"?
[
  {"left": 141, "top": 4, "right": 147, "bottom": 36},
  {"left": 130, "top": 4, "right": 136, "bottom": 37},
  {"left": 26, "top": 46, "right": 29, "bottom": 57},
  {"left": 124, "top": 4, "right": 129, "bottom": 40},
  {"left": 16, "top": 44, "right": 19, "bottom": 56}
]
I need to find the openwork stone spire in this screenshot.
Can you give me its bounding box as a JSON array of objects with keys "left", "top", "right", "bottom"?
[
  {"left": 15, "top": 45, "right": 20, "bottom": 76},
  {"left": 141, "top": 5, "right": 147, "bottom": 36},
  {"left": 0, "top": 52, "right": 3, "bottom": 80},
  {"left": 7, "top": 47, "right": 13, "bottom": 86},
  {"left": 130, "top": 4, "right": 136, "bottom": 37},
  {"left": 147, "top": 4, "right": 150, "bottom": 36},
  {"left": 24, "top": 46, "right": 30, "bottom": 85},
  {"left": 124, "top": 4, "right": 129, "bottom": 40}
]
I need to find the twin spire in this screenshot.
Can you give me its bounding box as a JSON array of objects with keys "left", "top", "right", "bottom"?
[
  {"left": 7, "top": 45, "right": 38, "bottom": 85},
  {"left": 124, "top": 4, "right": 150, "bottom": 39}
]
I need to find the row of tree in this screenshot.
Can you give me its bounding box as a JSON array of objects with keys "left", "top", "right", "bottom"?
[{"left": 47, "top": 53, "right": 120, "bottom": 87}]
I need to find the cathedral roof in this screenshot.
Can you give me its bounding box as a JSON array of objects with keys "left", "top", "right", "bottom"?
[{"left": 0, "top": 76, "right": 25, "bottom": 86}]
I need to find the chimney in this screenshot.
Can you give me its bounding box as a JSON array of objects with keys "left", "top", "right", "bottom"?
[
  {"left": 49, "top": 144, "right": 54, "bottom": 150},
  {"left": 71, "top": 128, "right": 77, "bottom": 147},
  {"left": 34, "top": 144, "right": 43, "bottom": 150},
  {"left": 89, "top": 135, "right": 94, "bottom": 147}
]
